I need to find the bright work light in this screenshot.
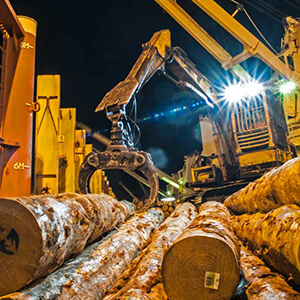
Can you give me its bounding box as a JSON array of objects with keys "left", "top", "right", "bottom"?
[
  {"left": 161, "top": 197, "right": 176, "bottom": 202},
  {"left": 279, "top": 81, "right": 296, "bottom": 94},
  {"left": 224, "top": 83, "right": 245, "bottom": 103},
  {"left": 244, "top": 81, "right": 264, "bottom": 97},
  {"left": 224, "top": 80, "right": 264, "bottom": 103}
]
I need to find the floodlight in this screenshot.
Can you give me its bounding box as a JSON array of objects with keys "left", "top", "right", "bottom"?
[
  {"left": 244, "top": 81, "right": 264, "bottom": 97},
  {"left": 280, "top": 81, "right": 296, "bottom": 94},
  {"left": 224, "top": 83, "right": 245, "bottom": 103}
]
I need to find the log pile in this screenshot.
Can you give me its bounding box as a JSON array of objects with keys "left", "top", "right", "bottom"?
[
  {"left": 0, "top": 193, "right": 134, "bottom": 296},
  {"left": 1, "top": 208, "right": 164, "bottom": 300},
  {"left": 155, "top": 199, "right": 181, "bottom": 217},
  {"left": 224, "top": 156, "right": 300, "bottom": 214},
  {"left": 2, "top": 155, "right": 300, "bottom": 300},
  {"left": 162, "top": 201, "right": 240, "bottom": 300},
  {"left": 103, "top": 202, "right": 197, "bottom": 300},
  {"left": 132, "top": 198, "right": 181, "bottom": 217},
  {"left": 232, "top": 204, "right": 300, "bottom": 285},
  {"left": 240, "top": 246, "right": 300, "bottom": 299}
]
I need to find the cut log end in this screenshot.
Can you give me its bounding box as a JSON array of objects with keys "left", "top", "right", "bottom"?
[
  {"left": 0, "top": 198, "right": 42, "bottom": 295},
  {"left": 162, "top": 232, "right": 240, "bottom": 300}
]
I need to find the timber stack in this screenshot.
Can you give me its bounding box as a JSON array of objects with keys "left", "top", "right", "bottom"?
[
  {"left": 2, "top": 157, "right": 300, "bottom": 299},
  {"left": 1, "top": 208, "right": 164, "bottom": 300},
  {"left": 224, "top": 156, "right": 300, "bottom": 214},
  {"left": 232, "top": 204, "right": 300, "bottom": 285},
  {"left": 103, "top": 202, "right": 197, "bottom": 299},
  {"left": 0, "top": 193, "right": 134, "bottom": 296}
]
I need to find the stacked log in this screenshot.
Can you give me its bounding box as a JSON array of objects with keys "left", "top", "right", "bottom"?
[
  {"left": 162, "top": 201, "right": 240, "bottom": 300},
  {"left": 0, "top": 208, "right": 164, "bottom": 300},
  {"left": 232, "top": 204, "right": 300, "bottom": 285},
  {"left": 132, "top": 198, "right": 182, "bottom": 217},
  {"left": 240, "top": 246, "right": 300, "bottom": 299},
  {"left": 103, "top": 202, "right": 197, "bottom": 300},
  {"left": 0, "top": 193, "right": 134, "bottom": 296},
  {"left": 155, "top": 199, "right": 181, "bottom": 217},
  {"left": 224, "top": 156, "right": 300, "bottom": 214}
]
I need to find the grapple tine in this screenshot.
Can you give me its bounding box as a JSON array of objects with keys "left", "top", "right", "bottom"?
[{"left": 79, "top": 150, "right": 159, "bottom": 212}]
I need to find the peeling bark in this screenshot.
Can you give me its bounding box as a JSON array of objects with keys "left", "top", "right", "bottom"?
[
  {"left": 103, "top": 202, "right": 197, "bottom": 300},
  {"left": 224, "top": 157, "right": 300, "bottom": 214},
  {"left": 240, "top": 246, "right": 300, "bottom": 299},
  {"left": 0, "top": 208, "right": 163, "bottom": 300},
  {"left": 0, "top": 193, "right": 134, "bottom": 296},
  {"left": 162, "top": 201, "right": 240, "bottom": 300},
  {"left": 232, "top": 204, "right": 300, "bottom": 285}
]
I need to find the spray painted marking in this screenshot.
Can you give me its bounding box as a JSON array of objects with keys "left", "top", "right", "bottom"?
[
  {"left": 0, "top": 226, "right": 19, "bottom": 255},
  {"left": 20, "top": 42, "right": 34, "bottom": 50},
  {"left": 13, "top": 162, "right": 30, "bottom": 170}
]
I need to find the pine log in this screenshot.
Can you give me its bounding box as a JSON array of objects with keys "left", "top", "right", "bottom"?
[
  {"left": 162, "top": 201, "right": 240, "bottom": 300},
  {"left": 240, "top": 246, "right": 300, "bottom": 299},
  {"left": 232, "top": 204, "right": 300, "bottom": 285},
  {"left": 0, "top": 208, "right": 164, "bottom": 300},
  {"left": 0, "top": 193, "right": 134, "bottom": 296},
  {"left": 103, "top": 202, "right": 197, "bottom": 300},
  {"left": 224, "top": 156, "right": 300, "bottom": 214}
]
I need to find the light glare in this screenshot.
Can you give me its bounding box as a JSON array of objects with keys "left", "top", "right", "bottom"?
[
  {"left": 280, "top": 81, "right": 296, "bottom": 94},
  {"left": 161, "top": 197, "right": 176, "bottom": 202},
  {"left": 224, "top": 83, "right": 245, "bottom": 103},
  {"left": 244, "top": 81, "right": 264, "bottom": 97},
  {"left": 224, "top": 81, "right": 264, "bottom": 103}
]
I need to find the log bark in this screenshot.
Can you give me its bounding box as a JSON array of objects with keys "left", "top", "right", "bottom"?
[
  {"left": 0, "top": 193, "right": 134, "bottom": 296},
  {"left": 0, "top": 208, "right": 164, "bottom": 300},
  {"left": 103, "top": 202, "right": 197, "bottom": 300},
  {"left": 162, "top": 201, "right": 240, "bottom": 300},
  {"left": 232, "top": 204, "right": 300, "bottom": 285},
  {"left": 240, "top": 246, "right": 300, "bottom": 299},
  {"left": 224, "top": 156, "right": 300, "bottom": 214}
]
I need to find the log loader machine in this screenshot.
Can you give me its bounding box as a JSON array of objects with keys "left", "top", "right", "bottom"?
[
  {"left": 79, "top": 29, "right": 293, "bottom": 204},
  {"left": 153, "top": 0, "right": 300, "bottom": 153}
]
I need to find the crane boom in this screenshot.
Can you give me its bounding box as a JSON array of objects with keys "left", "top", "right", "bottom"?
[
  {"left": 154, "top": 0, "right": 299, "bottom": 83},
  {"left": 190, "top": 0, "right": 300, "bottom": 82},
  {"left": 153, "top": 0, "right": 251, "bottom": 81}
]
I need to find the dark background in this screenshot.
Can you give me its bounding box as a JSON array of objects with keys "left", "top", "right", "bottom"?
[{"left": 11, "top": 0, "right": 300, "bottom": 197}]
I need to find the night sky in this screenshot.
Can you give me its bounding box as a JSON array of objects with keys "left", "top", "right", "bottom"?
[{"left": 11, "top": 0, "right": 300, "bottom": 195}]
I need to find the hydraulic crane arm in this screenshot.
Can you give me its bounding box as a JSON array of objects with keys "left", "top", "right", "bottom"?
[
  {"left": 166, "top": 47, "right": 237, "bottom": 168},
  {"left": 95, "top": 30, "right": 171, "bottom": 112},
  {"left": 80, "top": 30, "right": 239, "bottom": 203}
]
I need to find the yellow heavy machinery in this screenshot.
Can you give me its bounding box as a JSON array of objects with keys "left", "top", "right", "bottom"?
[
  {"left": 33, "top": 74, "right": 115, "bottom": 196},
  {"left": 0, "top": 0, "right": 36, "bottom": 197},
  {"left": 150, "top": 0, "right": 300, "bottom": 197},
  {"left": 153, "top": 0, "right": 300, "bottom": 153},
  {"left": 0, "top": 0, "right": 116, "bottom": 198},
  {"left": 79, "top": 29, "right": 294, "bottom": 202}
]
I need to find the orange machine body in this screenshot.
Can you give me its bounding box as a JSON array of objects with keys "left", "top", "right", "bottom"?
[{"left": 0, "top": 14, "right": 37, "bottom": 196}]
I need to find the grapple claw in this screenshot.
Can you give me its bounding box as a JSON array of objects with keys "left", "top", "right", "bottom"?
[{"left": 79, "top": 150, "right": 159, "bottom": 212}]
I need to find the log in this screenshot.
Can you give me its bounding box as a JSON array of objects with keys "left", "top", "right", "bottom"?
[
  {"left": 224, "top": 156, "right": 300, "bottom": 214},
  {"left": 232, "top": 204, "right": 300, "bottom": 285},
  {"left": 0, "top": 193, "right": 134, "bottom": 296},
  {"left": 240, "top": 246, "right": 300, "bottom": 299},
  {"left": 103, "top": 202, "right": 197, "bottom": 300},
  {"left": 162, "top": 201, "right": 240, "bottom": 300},
  {"left": 0, "top": 208, "right": 164, "bottom": 300}
]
